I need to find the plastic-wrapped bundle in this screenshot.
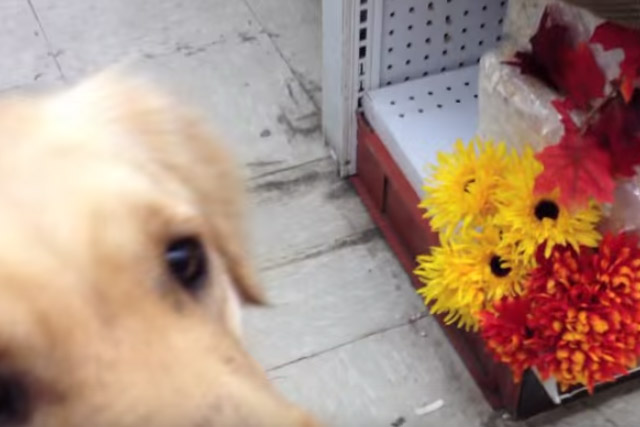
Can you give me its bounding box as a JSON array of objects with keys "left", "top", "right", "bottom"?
[
  {"left": 477, "top": 0, "right": 608, "bottom": 152},
  {"left": 475, "top": 3, "right": 640, "bottom": 399},
  {"left": 478, "top": 0, "right": 640, "bottom": 234}
]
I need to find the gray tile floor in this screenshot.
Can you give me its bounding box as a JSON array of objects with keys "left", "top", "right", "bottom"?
[{"left": 3, "top": 0, "right": 640, "bottom": 425}]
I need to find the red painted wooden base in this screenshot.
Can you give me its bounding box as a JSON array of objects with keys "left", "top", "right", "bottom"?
[{"left": 351, "top": 114, "right": 547, "bottom": 417}]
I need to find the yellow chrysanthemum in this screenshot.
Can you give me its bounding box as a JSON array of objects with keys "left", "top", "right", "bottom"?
[
  {"left": 420, "top": 139, "right": 510, "bottom": 237},
  {"left": 414, "top": 227, "right": 528, "bottom": 331},
  {"left": 494, "top": 147, "right": 602, "bottom": 261}
]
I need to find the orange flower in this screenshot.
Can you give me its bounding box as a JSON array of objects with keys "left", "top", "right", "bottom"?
[
  {"left": 480, "top": 233, "right": 640, "bottom": 392},
  {"left": 529, "top": 235, "right": 640, "bottom": 392}
]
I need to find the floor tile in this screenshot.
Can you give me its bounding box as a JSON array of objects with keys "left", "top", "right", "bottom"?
[
  {"left": 0, "top": 0, "right": 60, "bottom": 90},
  {"left": 248, "top": 158, "right": 373, "bottom": 270},
  {"left": 244, "top": 237, "right": 426, "bottom": 370},
  {"left": 124, "top": 33, "right": 327, "bottom": 176},
  {"left": 244, "top": 0, "right": 322, "bottom": 105},
  {"left": 31, "top": 0, "right": 259, "bottom": 80},
  {"left": 267, "top": 317, "right": 492, "bottom": 426}
]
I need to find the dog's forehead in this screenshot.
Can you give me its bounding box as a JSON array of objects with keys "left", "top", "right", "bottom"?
[
  {"left": 0, "top": 119, "right": 196, "bottom": 290},
  {"left": 0, "top": 145, "right": 169, "bottom": 234},
  {"left": 0, "top": 92, "right": 194, "bottom": 217}
]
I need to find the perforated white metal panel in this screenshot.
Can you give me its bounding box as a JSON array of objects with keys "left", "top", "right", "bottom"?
[
  {"left": 363, "top": 65, "right": 480, "bottom": 194},
  {"left": 323, "top": 0, "right": 506, "bottom": 176},
  {"left": 378, "top": 0, "right": 507, "bottom": 86}
]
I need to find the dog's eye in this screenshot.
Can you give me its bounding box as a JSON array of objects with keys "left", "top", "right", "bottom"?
[
  {"left": 165, "top": 237, "right": 208, "bottom": 292},
  {"left": 0, "top": 374, "right": 30, "bottom": 424}
]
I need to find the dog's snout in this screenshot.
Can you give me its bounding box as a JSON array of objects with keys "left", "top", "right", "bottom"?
[
  {"left": 36, "top": 314, "right": 318, "bottom": 427},
  {"left": 0, "top": 373, "right": 31, "bottom": 425}
]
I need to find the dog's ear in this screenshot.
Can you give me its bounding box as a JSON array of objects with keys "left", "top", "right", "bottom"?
[{"left": 73, "top": 71, "right": 266, "bottom": 304}]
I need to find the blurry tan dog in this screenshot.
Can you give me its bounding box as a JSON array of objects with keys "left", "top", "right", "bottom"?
[{"left": 0, "top": 72, "right": 318, "bottom": 426}]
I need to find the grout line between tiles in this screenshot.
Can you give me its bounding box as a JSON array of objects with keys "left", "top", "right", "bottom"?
[
  {"left": 266, "top": 312, "right": 430, "bottom": 373},
  {"left": 258, "top": 227, "right": 381, "bottom": 273},
  {"left": 240, "top": 0, "right": 321, "bottom": 111},
  {"left": 248, "top": 156, "right": 331, "bottom": 181},
  {"left": 26, "top": 0, "right": 66, "bottom": 82}
]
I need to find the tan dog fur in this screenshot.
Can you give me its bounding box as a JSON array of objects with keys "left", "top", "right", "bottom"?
[{"left": 0, "top": 73, "right": 318, "bottom": 426}]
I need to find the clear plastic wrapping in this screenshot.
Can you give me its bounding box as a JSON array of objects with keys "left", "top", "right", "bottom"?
[
  {"left": 478, "top": 0, "right": 605, "bottom": 152},
  {"left": 504, "top": 0, "right": 601, "bottom": 48},
  {"left": 477, "top": 0, "right": 640, "bottom": 233},
  {"left": 477, "top": 44, "right": 564, "bottom": 152},
  {"left": 604, "top": 178, "right": 640, "bottom": 234}
]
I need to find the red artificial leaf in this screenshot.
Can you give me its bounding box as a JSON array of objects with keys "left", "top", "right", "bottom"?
[
  {"left": 560, "top": 43, "right": 607, "bottom": 109},
  {"left": 507, "top": 16, "right": 567, "bottom": 89},
  {"left": 535, "top": 101, "right": 615, "bottom": 208},
  {"left": 509, "top": 51, "right": 551, "bottom": 86},
  {"left": 553, "top": 98, "right": 578, "bottom": 131},
  {"left": 535, "top": 141, "right": 614, "bottom": 208},
  {"left": 590, "top": 92, "right": 640, "bottom": 177},
  {"left": 510, "top": 6, "right": 606, "bottom": 109},
  {"left": 621, "top": 75, "right": 636, "bottom": 103},
  {"left": 508, "top": 7, "right": 571, "bottom": 90},
  {"left": 591, "top": 22, "right": 640, "bottom": 103}
]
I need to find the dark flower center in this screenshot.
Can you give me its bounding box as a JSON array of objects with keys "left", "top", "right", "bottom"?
[
  {"left": 463, "top": 179, "right": 475, "bottom": 193},
  {"left": 524, "top": 327, "right": 534, "bottom": 339},
  {"left": 534, "top": 199, "right": 559, "bottom": 221},
  {"left": 490, "top": 255, "right": 511, "bottom": 278}
]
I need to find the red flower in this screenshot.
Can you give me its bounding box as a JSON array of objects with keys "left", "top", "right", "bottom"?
[
  {"left": 481, "top": 234, "right": 640, "bottom": 392},
  {"left": 480, "top": 298, "right": 537, "bottom": 382}
]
